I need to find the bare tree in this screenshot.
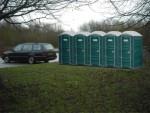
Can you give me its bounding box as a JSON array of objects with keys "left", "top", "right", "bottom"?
[
  {"left": 0, "top": 0, "right": 97, "bottom": 24},
  {"left": 79, "top": 20, "right": 127, "bottom": 32},
  {"left": 108, "top": 0, "right": 150, "bottom": 27}
]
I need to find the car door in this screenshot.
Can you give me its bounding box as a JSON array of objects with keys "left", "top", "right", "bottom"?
[
  {"left": 10, "top": 44, "right": 23, "bottom": 61},
  {"left": 21, "top": 44, "right": 33, "bottom": 60},
  {"left": 32, "top": 44, "right": 43, "bottom": 60}
]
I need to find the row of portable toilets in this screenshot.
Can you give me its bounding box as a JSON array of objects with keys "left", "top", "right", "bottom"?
[{"left": 59, "top": 31, "right": 143, "bottom": 69}]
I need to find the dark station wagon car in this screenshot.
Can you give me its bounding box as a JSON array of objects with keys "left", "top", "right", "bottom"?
[{"left": 1, "top": 43, "right": 57, "bottom": 64}]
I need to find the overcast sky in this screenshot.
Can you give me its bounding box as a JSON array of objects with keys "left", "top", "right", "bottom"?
[
  {"left": 58, "top": 0, "right": 138, "bottom": 31},
  {"left": 22, "top": 0, "right": 136, "bottom": 31},
  {"left": 37, "top": 0, "right": 116, "bottom": 31},
  {"left": 60, "top": 1, "right": 116, "bottom": 31}
]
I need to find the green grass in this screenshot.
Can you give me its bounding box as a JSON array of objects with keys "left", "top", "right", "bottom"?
[{"left": 0, "top": 63, "right": 150, "bottom": 113}]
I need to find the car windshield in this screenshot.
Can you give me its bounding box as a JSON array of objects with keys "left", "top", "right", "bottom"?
[
  {"left": 14, "top": 44, "right": 23, "bottom": 51},
  {"left": 43, "top": 44, "right": 54, "bottom": 50}
]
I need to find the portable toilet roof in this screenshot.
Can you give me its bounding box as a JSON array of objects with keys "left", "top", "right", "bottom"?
[
  {"left": 106, "top": 31, "right": 122, "bottom": 36},
  {"left": 91, "top": 31, "right": 106, "bottom": 36},
  {"left": 122, "top": 31, "right": 142, "bottom": 37},
  {"left": 60, "top": 31, "right": 75, "bottom": 36},
  {"left": 75, "top": 32, "right": 90, "bottom": 36}
]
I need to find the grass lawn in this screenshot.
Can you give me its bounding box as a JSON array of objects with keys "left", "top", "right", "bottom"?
[{"left": 0, "top": 62, "right": 150, "bottom": 113}]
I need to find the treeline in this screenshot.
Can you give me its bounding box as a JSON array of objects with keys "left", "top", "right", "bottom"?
[
  {"left": 80, "top": 20, "right": 150, "bottom": 46},
  {"left": 0, "top": 20, "right": 149, "bottom": 51},
  {"left": 0, "top": 23, "right": 63, "bottom": 50}
]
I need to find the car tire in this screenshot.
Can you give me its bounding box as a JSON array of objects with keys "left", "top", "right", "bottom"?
[
  {"left": 4, "top": 56, "right": 10, "bottom": 63},
  {"left": 28, "top": 57, "right": 35, "bottom": 64}
]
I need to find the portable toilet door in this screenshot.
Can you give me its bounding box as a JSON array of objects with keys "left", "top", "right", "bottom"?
[
  {"left": 105, "top": 31, "right": 121, "bottom": 67},
  {"left": 120, "top": 33, "right": 131, "bottom": 68},
  {"left": 70, "top": 34, "right": 76, "bottom": 65},
  {"left": 74, "top": 32, "right": 90, "bottom": 65},
  {"left": 85, "top": 35, "right": 90, "bottom": 65},
  {"left": 59, "top": 32, "right": 74, "bottom": 64},
  {"left": 121, "top": 31, "right": 143, "bottom": 68},
  {"left": 89, "top": 31, "right": 106, "bottom": 66}
]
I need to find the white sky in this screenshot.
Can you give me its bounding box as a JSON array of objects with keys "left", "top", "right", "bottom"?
[
  {"left": 59, "top": 1, "right": 115, "bottom": 31},
  {"left": 21, "top": 0, "right": 137, "bottom": 31},
  {"left": 58, "top": 0, "right": 138, "bottom": 31},
  {"left": 36, "top": 0, "right": 116, "bottom": 32}
]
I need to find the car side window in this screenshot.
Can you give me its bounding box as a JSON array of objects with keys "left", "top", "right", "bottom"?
[
  {"left": 14, "top": 44, "right": 23, "bottom": 52},
  {"left": 33, "top": 44, "right": 42, "bottom": 51},
  {"left": 43, "top": 44, "right": 54, "bottom": 50},
  {"left": 22, "top": 44, "right": 32, "bottom": 51}
]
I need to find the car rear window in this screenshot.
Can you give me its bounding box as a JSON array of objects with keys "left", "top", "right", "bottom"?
[{"left": 43, "top": 44, "right": 54, "bottom": 50}]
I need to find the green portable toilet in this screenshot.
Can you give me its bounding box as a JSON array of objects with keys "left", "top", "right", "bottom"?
[
  {"left": 105, "top": 31, "right": 122, "bottom": 67},
  {"left": 74, "top": 32, "right": 90, "bottom": 65},
  {"left": 89, "top": 31, "right": 106, "bottom": 66},
  {"left": 59, "top": 32, "right": 74, "bottom": 64},
  {"left": 120, "top": 31, "right": 143, "bottom": 68}
]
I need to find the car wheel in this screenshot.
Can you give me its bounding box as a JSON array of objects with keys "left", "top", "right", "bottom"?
[
  {"left": 28, "top": 57, "right": 35, "bottom": 64},
  {"left": 4, "top": 56, "right": 10, "bottom": 63}
]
